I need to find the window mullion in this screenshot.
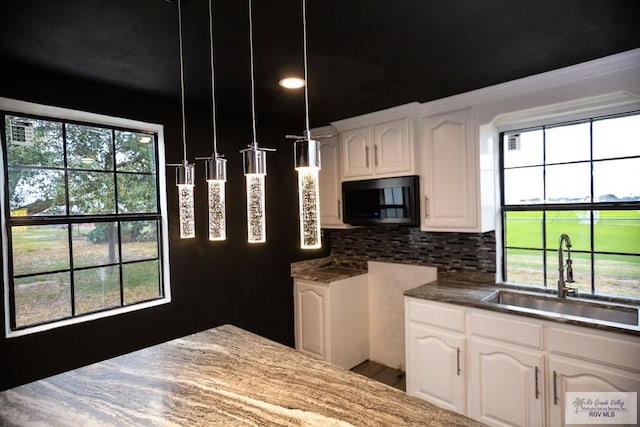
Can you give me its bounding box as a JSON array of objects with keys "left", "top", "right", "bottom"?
[
  {"left": 60, "top": 123, "right": 76, "bottom": 316},
  {"left": 501, "top": 111, "right": 639, "bottom": 298},
  {"left": 2, "top": 106, "right": 166, "bottom": 334}
]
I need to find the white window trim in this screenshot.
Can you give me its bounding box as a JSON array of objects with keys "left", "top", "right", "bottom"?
[
  {"left": 491, "top": 92, "right": 640, "bottom": 285},
  {"left": 0, "top": 97, "right": 171, "bottom": 338}
]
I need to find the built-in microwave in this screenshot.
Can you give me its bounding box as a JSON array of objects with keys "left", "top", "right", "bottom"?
[{"left": 342, "top": 175, "right": 420, "bottom": 226}]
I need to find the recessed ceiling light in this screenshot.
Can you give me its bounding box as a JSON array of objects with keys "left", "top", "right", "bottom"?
[{"left": 279, "top": 77, "right": 306, "bottom": 89}]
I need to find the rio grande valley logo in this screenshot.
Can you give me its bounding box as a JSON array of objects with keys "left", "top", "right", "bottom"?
[{"left": 566, "top": 392, "right": 637, "bottom": 425}]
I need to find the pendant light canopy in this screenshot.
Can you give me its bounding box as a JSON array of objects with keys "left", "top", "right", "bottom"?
[
  {"left": 242, "top": 0, "right": 275, "bottom": 244},
  {"left": 197, "top": 0, "right": 227, "bottom": 241},
  {"left": 287, "top": 0, "right": 327, "bottom": 249},
  {"left": 168, "top": 0, "right": 195, "bottom": 239}
]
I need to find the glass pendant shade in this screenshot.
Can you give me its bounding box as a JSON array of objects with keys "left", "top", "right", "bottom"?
[
  {"left": 205, "top": 157, "right": 227, "bottom": 241},
  {"left": 245, "top": 173, "right": 265, "bottom": 243},
  {"left": 242, "top": 147, "right": 268, "bottom": 243},
  {"left": 176, "top": 164, "right": 195, "bottom": 239},
  {"left": 295, "top": 138, "right": 321, "bottom": 249}
]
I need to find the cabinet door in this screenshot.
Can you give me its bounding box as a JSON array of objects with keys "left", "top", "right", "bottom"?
[
  {"left": 406, "top": 323, "right": 465, "bottom": 414},
  {"left": 294, "top": 281, "right": 328, "bottom": 360},
  {"left": 548, "top": 356, "right": 640, "bottom": 427},
  {"left": 318, "top": 137, "right": 343, "bottom": 227},
  {"left": 469, "top": 338, "right": 544, "bottom": 427},
  {"left": 421, "top": 109, "right": 478, "bottom": 231},
  {"left": 373, "top": 118, "right": 412, "bottom": 175},
  {"left": 341, "top": 127, "right": 372, "bottom": 179}
]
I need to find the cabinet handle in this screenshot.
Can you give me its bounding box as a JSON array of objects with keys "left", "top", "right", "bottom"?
[
  {"left": 365, "top": 146, "right": 370, "bottom": 168},
  {"left": 553, "top": 370, "right": 559, "bottom": 405},
  {"left": 338, "top": 200, "right": 341, "bottom": 219},
  {"left": 456, "top": 347, "right": 461, "bottom": 376},
  {"left": 374, "top": 144, "right": 379, "bottom": 166},
  {"left": 535, "top": 366, "right": 540, "bottom": 399},
  {"left": 424, "top": 196, "right": 430, "bottom": 219}
]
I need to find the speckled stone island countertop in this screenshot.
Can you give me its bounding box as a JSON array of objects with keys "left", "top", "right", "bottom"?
[
  {"left": 291, "top": 256, "right": 368, "bottom": 283},
  {"left": 405, "top": 271, "right": 640, "bottom": 337},
  {"left": 0, "top": 324, "right": 483, "bottom": 426}
]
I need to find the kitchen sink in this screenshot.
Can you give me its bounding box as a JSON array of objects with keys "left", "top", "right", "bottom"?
[{"left": 482, "top": 289, "right": 639, "bottom": 326}]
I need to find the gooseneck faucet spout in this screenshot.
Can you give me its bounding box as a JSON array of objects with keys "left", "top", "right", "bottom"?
[{"left": 558, "top": 234, "right": 577, "bottom": 298}]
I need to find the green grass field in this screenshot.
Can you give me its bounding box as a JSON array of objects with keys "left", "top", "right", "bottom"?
[
  {"left": 505, "top": 210, "right": 640, "bottom": 298},
  {"left": 11, "top": 225, "right": 160, "bottom": 327},
  {"left": 506, "top": 210, "right": 640, "bottom": 253}
]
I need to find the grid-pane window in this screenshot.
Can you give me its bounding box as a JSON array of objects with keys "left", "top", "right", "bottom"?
[
  {"left": 501, "top": 112, "right": 640, "bottom": 299},
  {"left": 2, "top": 109, "right": 168, "bottom": 333}
]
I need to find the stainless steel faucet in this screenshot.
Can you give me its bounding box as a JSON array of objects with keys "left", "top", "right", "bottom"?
[{"left": 558, "top": 234, "right": 577, "bottom": 298}]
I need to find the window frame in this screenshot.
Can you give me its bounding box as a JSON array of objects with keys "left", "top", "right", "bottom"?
[
  {"left": 499, "top": 110, "right": 640, "bottom": 298},
  {"left": 1, "top": 97, "right": 171, "bottom": 338}
]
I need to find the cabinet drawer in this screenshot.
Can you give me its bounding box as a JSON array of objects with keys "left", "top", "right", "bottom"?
[
  {"left": 547, "top": 326, "right": 640, "bottom": 372},
  {"left": 406, "top": 298, "right": 464, "bottom": 332},
  {"left": 469, "top": 311, "right": 543, "bottom": 349}
]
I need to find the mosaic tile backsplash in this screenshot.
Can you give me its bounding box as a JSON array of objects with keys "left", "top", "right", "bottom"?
[{"left": 327, "top": 226, "right": 496, "bottom": 273}]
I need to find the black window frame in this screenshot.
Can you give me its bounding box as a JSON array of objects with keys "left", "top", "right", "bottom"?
[{"left": 500, "top": 110, "right": 640, "bottom": 297}]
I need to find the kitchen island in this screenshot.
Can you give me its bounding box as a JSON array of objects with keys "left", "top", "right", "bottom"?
[{"left": 0, "top": 324, "right": 482, "bottom": 426}]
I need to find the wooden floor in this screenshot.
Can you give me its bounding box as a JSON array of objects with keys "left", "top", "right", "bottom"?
[{"left": 351, "top": 360, "right": 406, "bottom": 392}]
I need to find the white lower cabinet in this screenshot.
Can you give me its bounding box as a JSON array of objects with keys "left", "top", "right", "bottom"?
[
  {"left": 548, "top": 356, "right": 640, "bottom": 427},
  {"left": 406, "top": 323, "right": 465, "bottom": 413},
  {"left": 469, "top": 338, "right": 544, "bottom": 426},
  {"left": 405, "top": 296, "right": 640, "bottom": 427},
  {"left": 546, "top": 324, "right": 640, "bottom": 427},
  {"left": 405, "top": 298, "right": 466, "bottom": 414},
  {"left": 294, "top": 276, "right": 368, "bottom": 369}
]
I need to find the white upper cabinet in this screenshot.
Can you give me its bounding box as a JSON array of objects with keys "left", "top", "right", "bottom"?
[
  {"left": 373, "top": 118, "right": 412, "bottom": 175},
  {"left": 341, "top": 126, "right": 373, "bottom": 178},
  {"left": 317, "top": 130, "right": 345, "bottom": 228},
  {"left": 420, "top": 109, "right": 495, "bottom": 232},
  {"left": 340, "top": 117, "right": 415, "bottom": 180},
  {"left": 421, "top": 109, "right": 477, "bottom": 231}
]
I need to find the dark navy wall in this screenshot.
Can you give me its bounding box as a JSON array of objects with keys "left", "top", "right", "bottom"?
[{"left": 0, "top": 60, "right": 328, "bottom": 390}]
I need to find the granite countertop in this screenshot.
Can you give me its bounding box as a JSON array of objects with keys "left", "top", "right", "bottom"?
[
  {"left": 291, "top": 256, "right": 368, "bottom": 283},
  {"left": 0, "top": 324, "right": 483, "bottom": 426},
  {"left": 405, "top": 272, "right": 640, "bottom": 337}
]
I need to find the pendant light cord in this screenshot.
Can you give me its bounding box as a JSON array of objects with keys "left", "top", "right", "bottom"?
[
  {"left": 302, "top": 0, "right": 310, "bottom": 137},
  {"left": 208, "top": 0, "right": 218, "bottom": 156},
  {"left": 248, "top": 0, "right": 258, "bottom": 147},
  {"left": 177, "top": 0, "right": 188, "bottom": 163}
]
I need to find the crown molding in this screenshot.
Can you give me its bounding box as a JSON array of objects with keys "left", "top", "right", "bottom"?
[
  {"left": 330, "top": 102, "right": 421, "bottom": 132},
  {"left": 326, "top": 49, "right": 640, "bottom": 129},
  {"left": 418, "top": 48, "right": 640, "bottom": 117}
]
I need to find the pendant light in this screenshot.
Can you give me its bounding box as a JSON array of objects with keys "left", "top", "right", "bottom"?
[
  {"left": 286, "top": 0, "right": 327, "bottom": 249},
  {"left": 196, "top": 0, "right": 227, "bottom": 241},
  {"left": 241, "top": 0, "right": 275, "bottom": 244},
  {"left": 168, "top": 0, "right": 195, "bottom": 239}
]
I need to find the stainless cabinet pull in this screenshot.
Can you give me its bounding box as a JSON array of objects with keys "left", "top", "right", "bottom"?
[
  {"left": 456, "top": 347, "right": 461, "bottom": 376},
  {"left": 553, "top": 370, "right": 559, "bottom": 405},
  {"left": 338, "top": 200, "right": 341, "bottom": 219},
  {"left": 374, "top": 144, "right": 379, "bottom": 166},
  {"left": 365, "top": 146, "right": 370, "bottom": 168},
  {"left": 424, "top": 196, "right": 429, "bottom": 219},
  {"left": 535, "top": 366, "right": 540, "bottom": 399}
]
